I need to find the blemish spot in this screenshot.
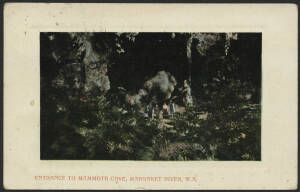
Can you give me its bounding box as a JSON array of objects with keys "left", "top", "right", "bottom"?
[
  {"left": 30, "top": 100, "right": 35, "bottom": 106},
  {"left": 56, "top": 22, "right": 59, "bottom": 26}
]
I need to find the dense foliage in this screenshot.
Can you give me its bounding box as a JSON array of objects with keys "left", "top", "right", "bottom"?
[{"left": 41, "top": 32, "right": 261, "bottom": 160}]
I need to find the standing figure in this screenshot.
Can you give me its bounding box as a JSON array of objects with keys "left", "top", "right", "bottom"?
[
  {"left": 147, "top": 103, "right": 154, "bottom": 118},
  {"left": 170, "top": 101, "right": 176, "bottom": 117},
  {"left": 162, "top": 102, "right": 169, "bottom": 116},
  {"left": 155, "top": 104, "right": 160, "bottom": 119},
  {"left": 183, "top": 80, "right": 193, "bottom": 106}
]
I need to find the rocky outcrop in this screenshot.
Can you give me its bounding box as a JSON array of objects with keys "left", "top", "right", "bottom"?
[
  {"left": 49, "top": 32, "right": 240, "bottom": 102},
  {"left": 51, "top": 33, "right": 111, "bottom": 97}
]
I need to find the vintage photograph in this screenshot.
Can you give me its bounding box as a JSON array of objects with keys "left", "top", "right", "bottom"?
[{"left": 40, "top": 32, "right": 261, "bottom": 160}]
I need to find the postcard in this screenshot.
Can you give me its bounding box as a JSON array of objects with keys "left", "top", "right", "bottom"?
[{"left": 3, "top": 3, "right": 298, "bottom": 190}]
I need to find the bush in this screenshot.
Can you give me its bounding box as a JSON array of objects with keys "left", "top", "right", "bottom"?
[
  {"left": 159, "top": 93, "right": 261, "bottom": 160},
  {"left": 82, "top": 94, "right": 160, "bottom": 160}
]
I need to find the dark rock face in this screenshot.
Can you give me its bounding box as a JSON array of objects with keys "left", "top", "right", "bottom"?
[
  {"left": 82, "top": 35, "right": 110, "bottom": 93},
  {"left": 49, "top": 32, "right": 241, "bottom": 104},
  {"left": 52, "top": 63, "right": 84, "bottom": 95},
  {"left": 51, "top": 33, "right": 111, "bottom": 97},
  {"left": 47, "top": 32, "right": 255, "bottom": 106}
]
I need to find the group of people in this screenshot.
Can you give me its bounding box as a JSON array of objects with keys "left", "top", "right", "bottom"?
[{"left": 146, "top": 101, "right": 176, "bottom": 120}]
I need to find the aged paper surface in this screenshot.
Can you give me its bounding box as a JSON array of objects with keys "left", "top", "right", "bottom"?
[{"left": 3, "top": 3, "right": 297, "bottom": 189}]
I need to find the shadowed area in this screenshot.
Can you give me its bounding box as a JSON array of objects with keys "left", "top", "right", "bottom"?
[{"left": 41, "top": 32, "right": 261, "bottom": 160}]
